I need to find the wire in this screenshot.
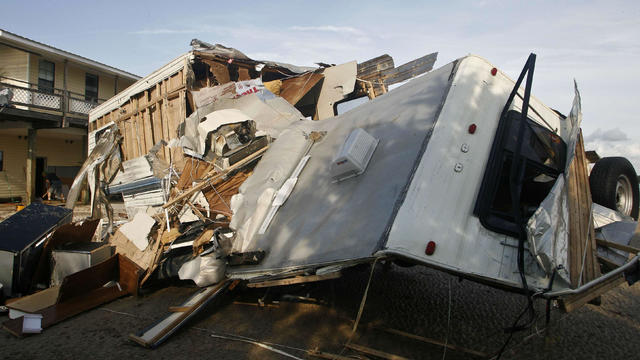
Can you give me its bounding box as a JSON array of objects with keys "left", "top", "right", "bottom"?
[
  {"left": 442, "top": 278, "right": 452, "bottom": 360},
  {"left": 340, "top": 257, "right": 380, "bottom": 355}
]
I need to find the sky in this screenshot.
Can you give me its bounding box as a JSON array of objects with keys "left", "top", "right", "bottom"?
[{"left": 3, "top": 0, "right": 640, "bottom": 169}]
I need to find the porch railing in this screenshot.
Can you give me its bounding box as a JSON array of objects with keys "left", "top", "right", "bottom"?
[{"left": 0, "top": 76, "right": 107, "bottom": 117}]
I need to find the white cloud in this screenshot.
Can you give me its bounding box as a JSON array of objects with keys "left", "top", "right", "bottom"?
[
  {"left": 584, "top": 138, "right": 640, "bottom": 173},
  {"left": 131, "top": 28, "right": 199, "bottom": 35},
  {"left": 585, "top": 128, "right": 630, "bottom": 142},
  {"left": 289, "top": 25, "right": 365, "bottom": 36}
]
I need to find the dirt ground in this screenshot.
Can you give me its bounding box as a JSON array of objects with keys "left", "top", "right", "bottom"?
[
  {"left": 1, "top": 262, "right": 640, "bottom": 360},
  {"left": 2, "top": 202, "right": 640, "bottom": 359}
]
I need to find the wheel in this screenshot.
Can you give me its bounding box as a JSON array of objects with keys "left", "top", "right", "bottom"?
[{"left": 589, "top": 157, "right": 639, "bottom": 219}]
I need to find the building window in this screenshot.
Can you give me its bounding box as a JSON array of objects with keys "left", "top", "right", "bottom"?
[
  {"left": 38, "top": 60, "right": 55, "bottom": 94},
  {"left": 85, "top": 73, "right": 98, "bottom": 102},
  {"left": 0, "top": 150, "right": 4, "bottom": 171}
]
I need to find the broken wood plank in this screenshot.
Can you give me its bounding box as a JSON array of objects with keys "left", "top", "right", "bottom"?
[
  {"left": 597, "top": 255, "right": 621, "bottom": 270},
  {"left": 246, "top": 272, "right": 341, "bottom": 288},
  {"left": 560, "top": 274, "right": 626, "bottom": 312},
  {"left": 567, "top": 132, "right": 601, "bottom": 288},
  {"left": 2, "top": 255, "right": 140, "bottom": 337},
  {"left": 596, "top": 238, "right": 640, "bottom": 254},
  {"left": 279, "top": 73, "right": 324, "bottom": 106},
  {"left": 380, "top": 52, "right": 438, "bottom": 86},
  {"left": 346, "top": 343, "right": 409, "bottom": 360},
  {"left": 162, "top": 145, "right": 268, "bottom": 209},
  {"left": 168, "top": 306, "right": 191, "bottom": 312},
  {"left": 130, "top": 280, "right": 235, "bottom": 348}
]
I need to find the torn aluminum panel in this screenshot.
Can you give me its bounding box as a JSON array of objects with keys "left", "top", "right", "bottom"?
[
  {"left": 526, "top": 85, "right": 582, "bottom": 284},
  {"left": 526, "top": 177, "right": 570, "bottom": 283},
  {"left": 51, "top": 242, "right": 111, "bottom": 286},
  {"left": 596, "top": 221, "right": 637, "bottom": 267},
  {"left": 593, "top": 203, "right": 632, "bottom": 229},
  {"left": 315, "top": 61, "right": 357, "bottom": 120},
  {"left": 66, "top": 126, "right": 120, "bottom": 211},
  {"left": 207, "top": 93, "right": 306, "bottom": 140}
]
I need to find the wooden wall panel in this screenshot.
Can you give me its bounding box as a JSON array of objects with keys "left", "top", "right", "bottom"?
[{"left": 567, "top": 132, "right": 601, "bottom": 288}]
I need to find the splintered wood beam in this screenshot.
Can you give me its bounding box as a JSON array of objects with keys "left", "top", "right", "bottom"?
[
  {"left": 567, "top": 132, "right": 601, "bottom": 288},
  {"left": 129, "top": 280, "right": 235, "bottom": 348},
  {"left": 162, "top": 145, "right": 268, "bottom": 209},
  {"left": 597, "top": 255, "right": 622, "bottom": 270},
  {"left": 279, "top": 73, "right": 324, "bottom": 105},
  {"left": 246, "top": 272, "right": 341, "bottom": 288},
  {"left": 380, "top": 52, "right": 438, "bottom": 86},
  {"left": 560, "top": 274, "right": 626, "bottom": 312},
  {"left": 596, "top": 238, "right": 640, "bottom": 254}
]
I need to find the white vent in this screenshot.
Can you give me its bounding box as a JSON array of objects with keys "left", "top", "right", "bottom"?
[{"left": 331, "top": 128, "right": 378, "bottom": 182}]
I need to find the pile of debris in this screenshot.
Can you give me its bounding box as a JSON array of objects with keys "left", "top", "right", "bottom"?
[
  {"left": 3, "top": 39, "right": 639, "bottom": 357},
  {"left": 0, "top": 40, "right": 438, "bottom": 345}
]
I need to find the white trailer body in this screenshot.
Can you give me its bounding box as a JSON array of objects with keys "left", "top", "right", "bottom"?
[{"left": 227, "top": 54, "right": 637, "bottom": 298}]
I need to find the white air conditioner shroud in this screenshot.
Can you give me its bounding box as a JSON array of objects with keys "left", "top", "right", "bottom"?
[{"left": 331, "top": 128, "right": 379, "bottom": 182}]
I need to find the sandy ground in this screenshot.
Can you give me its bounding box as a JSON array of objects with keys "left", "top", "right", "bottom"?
[{"left": 1, "top": 203, "right": 640, "bottom": 359}]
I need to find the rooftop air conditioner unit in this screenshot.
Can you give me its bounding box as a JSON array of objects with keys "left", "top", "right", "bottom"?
[{"left": 331, "top": 128, "right": 378, "bottom": 182}]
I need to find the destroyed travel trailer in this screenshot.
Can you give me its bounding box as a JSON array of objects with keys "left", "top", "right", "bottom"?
[{"left": 3, "top": 40, "right": 640, "bottom": 352}]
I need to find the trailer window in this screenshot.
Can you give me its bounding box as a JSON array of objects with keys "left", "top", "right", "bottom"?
[{"left": 475, "top": 110, "right": 566, "bottom": 236}]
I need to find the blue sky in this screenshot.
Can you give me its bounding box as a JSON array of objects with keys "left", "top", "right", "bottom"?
[{"left": 4, "top": 0, "right": 640, "bottom": 168}]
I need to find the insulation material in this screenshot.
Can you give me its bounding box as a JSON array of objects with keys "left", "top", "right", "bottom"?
[
  {"left": 178, "top": 254, "right": 226, "bottom": 287},
  {"left": 119, "top": 212, "right": 156, "bottom": 251}
]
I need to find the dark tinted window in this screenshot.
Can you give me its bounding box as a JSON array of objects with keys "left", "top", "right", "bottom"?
[
  {"left": 475, "top": 110, "right": 566, "bottom": 236},
  {"left": 38, "top": 60, "right": 55, "bottom": 94},
  {"left": 85, "top": 73, "right": 98, "bottom": 102}
]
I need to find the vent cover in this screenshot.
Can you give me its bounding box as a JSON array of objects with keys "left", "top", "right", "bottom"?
[{"left": 331, "top": 128, "right": 379, "bottom": 182}]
